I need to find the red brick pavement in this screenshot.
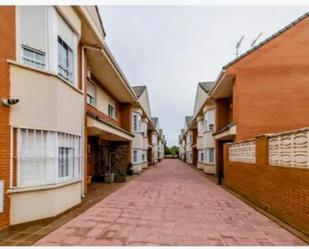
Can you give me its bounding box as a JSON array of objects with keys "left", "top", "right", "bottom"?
[{"left": 35, "top": 159, "right": 306, "bottom": 246}]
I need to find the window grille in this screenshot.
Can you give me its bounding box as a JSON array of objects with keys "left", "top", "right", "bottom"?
[{"left": 15, "top": 128, "right": 81, "bottom": 188}]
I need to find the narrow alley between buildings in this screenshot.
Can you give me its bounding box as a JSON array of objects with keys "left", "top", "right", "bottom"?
[{"left": 35, "top": 159, "right": 305, "bottom": 246}]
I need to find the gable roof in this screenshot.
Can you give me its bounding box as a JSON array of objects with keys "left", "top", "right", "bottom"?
[
  {"left": 185, "top": 116, "right": 193, "bottom": 126},
  {"left": 223, "top": 11, "right": 309, "bottom": 69},
  {"left": 132, "top": 86, "right": 146, "bottom": 98},
  {"left": 152, "top": 117, "right": 158, "bottom": 127},
  {"left": 199, "top": 81, "right": 215, "bottom": 93}
]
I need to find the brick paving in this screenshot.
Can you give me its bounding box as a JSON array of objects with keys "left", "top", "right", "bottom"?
[
  {"left": 36, "top": 159, "right": 306, "bottom": 246},
  {"left": 0, "top": 176, "right": 137, "bottom": 246}
]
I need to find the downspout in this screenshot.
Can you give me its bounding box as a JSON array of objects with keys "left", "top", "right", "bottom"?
[{"left": 81, "top": 45, "right": 86, "bottom": 198}]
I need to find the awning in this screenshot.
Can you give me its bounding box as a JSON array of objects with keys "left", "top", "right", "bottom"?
[
  {"left": 85, "top": 47, "right": 136, "bottom": 103},
  {"left": 210, "top": 73, "right": 235, "bottom": 100},
  {"left": 213, "top": 123, "right": 237, "bottom": 141},
  {"left": 87, "top": 116, "right": 134, "bottom": 141}
]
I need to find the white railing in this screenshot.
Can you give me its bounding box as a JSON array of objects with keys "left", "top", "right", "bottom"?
[
  {"left": 268, "top": 128, "right": 309, "bottom": 168},
  {"left": 229, "top": 140, "right": 256, "bottom": 164}
]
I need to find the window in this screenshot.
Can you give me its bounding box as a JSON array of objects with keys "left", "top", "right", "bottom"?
[
  {"left": 198, "top": 150, "right": 204, "bottom": 162},
  {"left": 58, "top": 147, "right": 73, "bottom": 179},
  {"left": 204, "top": 120, "right": 207, "bottom": 132},
  {"left": 205, "top": 109, "right": 215, "bottom": 132},
  {"left": 198, "top": 121, "right": 204, "bottom": 136},
  {"left": 22, "top": 46, "right": 46, "bottom": 69},
  {"left": 87, "top": 82, "right": 96, "bottom": 106},
  {"left": 58, "top": 37, "right": 74, "bottom": 83},
  {"left": 108, "top": 101, "right": 116, "bottom": 119},
  {"left": 142, "top": 151, "right": 147, "bottom": 162},
  {"left": 133, "top": 149, "right": 138, "bottom": 163},
  {"left": 205, "top": 148, "right": 215, "bottom": 164},
  {"left": 133, "top": 114, "right": 138, "bottom": 132},
  {"left": 142, "top": 122, "right": 147, "bottom": 137},
  {"left": 16, "top": 128, "right": 81, "bottom": 187},
  {"left": 133, "top": 113, "right": 141, "bottom": 132}
]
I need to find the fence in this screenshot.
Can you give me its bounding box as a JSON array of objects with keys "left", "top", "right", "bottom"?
[{"left": 229, "top": 139, "right": 256, "bottom": 164}]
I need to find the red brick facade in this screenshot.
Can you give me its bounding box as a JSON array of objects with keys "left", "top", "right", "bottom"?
[
  {"left": 0, "top": 7, "right": 15, "bottom": 230},
  {"left": 224, "top": 136, "right": 309, "bottom": 236},
  {"left": 227, "top": 17, "right": 309, "bottom": 142},
  {"left": 215, "top": 16, "right": 309, "bottom": 236}
]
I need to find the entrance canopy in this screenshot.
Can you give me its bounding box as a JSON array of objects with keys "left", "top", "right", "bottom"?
[{"left": 87, "top": 116, "right": 134, "bottom": 141}]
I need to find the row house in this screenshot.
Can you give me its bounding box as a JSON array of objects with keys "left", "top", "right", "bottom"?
[
  {"left": 148, "top": 117, "right": 165, "bottom": 164},
  {"left": 131, "top": 86, "right": 154, "bottom": 173},
  {"left": 182, "top": 116, "right": 194, "bottom": 164},
  {"left": 179, "top": 129, "right": 186, "bottom": 160},
  {"left": 0, "top": 6, "right": 165, "bottom": 231},
  {"left": 179, "top": 83, "right": 216, "bottom": 174},
  {"left": 209, "top": 13, "right": 309, "bottom": 236},
  {"left": 158, "top": 129, "right": 165, "bottom": 160}
]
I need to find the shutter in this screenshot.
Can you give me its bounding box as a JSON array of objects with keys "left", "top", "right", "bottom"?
[
  {"left": 208, "top": 109, "right": 215, "bottom": 126},
  {"left": 20, "top": 6, "right": 47, "bottom": 52},
  {"left": 57, "top": 13, "right": 74, "bottom": 49}
]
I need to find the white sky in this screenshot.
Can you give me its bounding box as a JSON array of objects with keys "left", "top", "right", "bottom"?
[{"left": 99, "top": 5, "right": 309, "bottom": 146}]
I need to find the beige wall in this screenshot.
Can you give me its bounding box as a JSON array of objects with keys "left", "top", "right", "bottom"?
[
  {"left": 56, "top": 6, "right": 81, "bottom": 36},
  {"left": 132, "top": 107, "right": 144, "bottom": 148},
  {"left": 203, "top": 132, "right": 215, "bottom": 148},
  {"left": 96, "top": 85, "right": 113, "bottom": 116},
  {"left": 10, "top": 181, "right": 81, "bottom": 225},
  {"left": 197, "top": 136, "right": 204, "bottom": 149},
  {"left": 138, "top": 90, "right": 151, "bottom": 119},
  {"left": 10, "top": 64, "right": 83, "bottom": 135},
  {"left": 193, "top": 85, "right": 208, "bottom": 117},
  {"left": 203, "top": 164, "right": 216, "bottom": 174}
]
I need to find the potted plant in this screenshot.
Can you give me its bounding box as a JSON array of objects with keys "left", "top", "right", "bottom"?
[{"left": 104, "top": 172, "right": 114, "bottom": 183}]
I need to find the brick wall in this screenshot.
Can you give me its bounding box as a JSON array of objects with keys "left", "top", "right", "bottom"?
[
  {"left": 226, "top": 17, "right": 309, "bottom": 142},
  {"left": 0, "top": 7, "right": 15, "bottom": 229},
  {"left": 224, "top": 136, "right": 309, "bottom": 236}
]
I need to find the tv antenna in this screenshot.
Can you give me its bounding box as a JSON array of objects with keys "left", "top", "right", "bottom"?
[
  {"left": 235, "top": 35, "right": 245, "bottom": 57},
  {"left": 251, "top": 32, "right": 263, "bottom": 47}
]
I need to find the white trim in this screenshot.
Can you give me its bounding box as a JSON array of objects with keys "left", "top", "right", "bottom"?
[
  {"left": 8, "top": 179, "right": 82, "bottom": 194},
  {"left": 10, "top": 127, "right": 13, "bottom": 188}
]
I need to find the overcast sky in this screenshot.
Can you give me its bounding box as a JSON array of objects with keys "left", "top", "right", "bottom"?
[{"left": 99, "top": 5, "right": 309, "bottom": 146}]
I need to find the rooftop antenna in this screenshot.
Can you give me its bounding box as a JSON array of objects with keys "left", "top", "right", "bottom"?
[
  {"left": 251, "top": 32, "right": 263, "bottom": 47},
  {"left": 235, "top": 35, "right": 245, "bottom": 57}
]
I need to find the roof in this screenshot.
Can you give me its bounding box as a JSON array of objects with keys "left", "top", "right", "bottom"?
[
  {"left": 185, "top": 116, "right": 193, "bottom": 126},
  {"left": 95, "top": 6, "right": 106, "bottom": 38},
  {"left": 132, "top": 86, "right": 146, "bottom": 98},
  {"left": 152, "top": 117, "right": 158, "bottom": 127},
  {"left": 223, "top": 11, "right": 309, "bottom": 69},
  {"left": 199, "top": 81, "right": 215, "bottom": 93}
]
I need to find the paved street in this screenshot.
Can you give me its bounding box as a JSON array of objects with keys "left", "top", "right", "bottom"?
[{"left": 35, "top": 159, "right": 305, "bottom": 246}]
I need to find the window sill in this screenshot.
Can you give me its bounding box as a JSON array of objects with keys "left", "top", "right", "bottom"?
[
  {"left": 7, "top": 60, "right": 83, "bottom": 95},
  {"left": 8, "top": 178, "right": 82, "bottom": 194},
  {"left": 203, "top": 130, "right": 214, "bottom": 134}
]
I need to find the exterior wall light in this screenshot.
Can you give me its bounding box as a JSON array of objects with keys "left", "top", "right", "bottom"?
[{"left": 1, "top": 98, "right": 19, "bottom": 107}]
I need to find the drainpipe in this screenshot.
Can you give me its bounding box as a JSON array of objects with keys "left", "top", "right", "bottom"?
[{"left": 81, "top": 45, "right": 87, "bottom": 198}]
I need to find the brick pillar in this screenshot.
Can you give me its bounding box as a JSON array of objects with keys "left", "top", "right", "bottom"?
[{"left": 255, "top": 135, "right": 269, "bottom": 166}]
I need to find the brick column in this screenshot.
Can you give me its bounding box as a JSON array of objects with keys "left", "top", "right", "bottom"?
[{"left": 255, "top": 135, "right": 269, "bottom": 166}]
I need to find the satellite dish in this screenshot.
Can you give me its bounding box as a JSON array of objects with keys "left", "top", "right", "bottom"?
[{"left": 251, "top": 32, "right": 263, "bottom": 47}]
